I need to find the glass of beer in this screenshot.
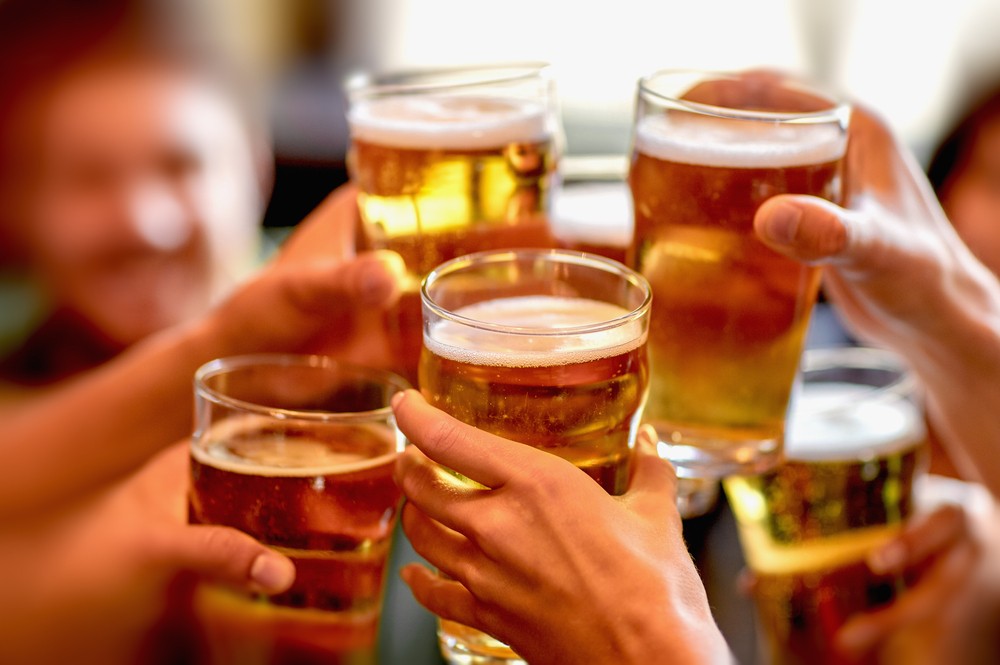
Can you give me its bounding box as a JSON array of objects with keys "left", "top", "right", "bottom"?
[
  {"left": 347, "top": 62, "right": 562, "bottom": 385},
  {"left": 420, "top": 249, "right": 651, "bottom": 664},
  {"left": 628, "top": 69, "right": 850, "bottom": 478},
  {"left": 188, "top": 355, "right": 409, "bottom": 665},
  {"left": 724, "top": 347, "right": 928, "bottom": 665}
]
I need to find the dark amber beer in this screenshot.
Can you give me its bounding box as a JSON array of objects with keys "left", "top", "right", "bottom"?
[
  {"left": 724, "top": 349, "right": 927, "bottom": 665},
  {"left": 347, "top": 64, "right": 561, "bottom": 384},
  {"left": 628, "top": 70, "right": 849, "bottom": 478},
  {"left": 419, "top": 250, "right": 651, "bottom": 664},
  {"left": 188, "top": 356, "right": 408, "bottom": 665}
]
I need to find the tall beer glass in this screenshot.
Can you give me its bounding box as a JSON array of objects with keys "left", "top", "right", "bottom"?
[
  {"left": 628, "top": 70, "right": 850, "bottom": 478},
  {"left": 347, "top": 63, "right": 561, "bottom": 385},
  {"left": 188, "top": 355, "right": 409, "bottom": 665},
  {"left": 421, "top": 249, "right": 651, "bottom": 664},
  {"left": 724, "top": 348, "right": 928, "bottom": 665}
]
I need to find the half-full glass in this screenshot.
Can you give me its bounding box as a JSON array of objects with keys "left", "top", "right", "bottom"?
[
  {"left": 188, "top": 355, "right": 409, "bottom": 665},
  {"left": 724, "top": 347, "right": 928, "bottom": 665},
  {"left": 420, "top": 249, "right": 651, "bottom": 664},
  {"left": 347, "top": 63, "right": 562, "bottom": 385},
  {"left": 628, "top": 70, "right": 850, "bottom": 478}
]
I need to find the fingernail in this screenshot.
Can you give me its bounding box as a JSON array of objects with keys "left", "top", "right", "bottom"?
[
  {"left": 250, "top": 553, "right": 295, "bottom": 592},
  {"left": 835, "top": 620, "right": 881, "bottom": 657},
  {"left": 762, "top": 203, "right": 802, "bottom": 245},
  {"left": 359, "top": 263, "right": 393, "bottom": 305},
  {"left": 867, "top": 540, "right": 906, "bottom": 574},
  {"left": 391, "top": 390, "right": 406, "bottom": 410}
]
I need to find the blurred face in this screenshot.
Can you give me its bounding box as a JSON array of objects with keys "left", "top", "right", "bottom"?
[
  {"left": 20, "top": 65, "right": 262, "bottom": 346},
  {"left": 942, "top": 116, "right": 1000, "bottom": 277}
]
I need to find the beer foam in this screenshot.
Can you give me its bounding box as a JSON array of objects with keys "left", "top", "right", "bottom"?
[
  {"left": 348, "top": 95, "right": 550, "bottom": 150},
  {"left": 191, "top": 419, "right": 400, "bottom": 477},
  {"left": 785, "top": 383, "right": 925, "bottom": 462},
  {"left": 634, "top": 113, "right": 846, "bottom": 168},
  {"left": 424, "top": 295, "right": 646, "bottom": 368}
]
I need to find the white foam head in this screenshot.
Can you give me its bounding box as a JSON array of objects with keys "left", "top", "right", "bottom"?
[
  {"left": 634, "top": 113, "right": 847, "bottom": 168},
  {"left": 191, "top": 417, "right": 399, "bottom": 477},
  {"left": 348, "top": 95, "right": 551, "bottom": 150},
  {"left": 785, "top": 383, "right": 925, "bottom": 462},
  {"left": 424, "top": 295, "right": 646, "bottom": 368}
]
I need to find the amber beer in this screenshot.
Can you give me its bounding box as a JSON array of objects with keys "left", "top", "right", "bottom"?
[
  {"left": 628, "top": 70, "right": 849, "bottom": 478},
  {"left": 188, "top": 357, "right": 407, "bottom": 665},
  {"left": 724, "top": 349, "right": 927, "bottom": 665},
  {"left": 420, "top": 250, "right": 651, "bottom": 664},
  {"left": 347, "top": 64, "right": 560, "bottom": 383}
]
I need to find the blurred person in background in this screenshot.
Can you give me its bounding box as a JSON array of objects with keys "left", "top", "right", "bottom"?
[{"left": 0, "top": 0, "right": 266, "bottom": 393}]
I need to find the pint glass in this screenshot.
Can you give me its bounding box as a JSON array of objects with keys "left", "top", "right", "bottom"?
[
  {"left": 628, "top": 70, "right": 850, "bottom": 478},
  {"left": 188, "top": 355, "right": 409, "bottom": 665},
  {"left": 420, "top": 249, "right": 651, "bottom": 664},
  {"left": 724, "top": 348, "right": 928, "bottom": 665},
  {"left": 347, "top": 63, "right": 562, "bottom": 385}
]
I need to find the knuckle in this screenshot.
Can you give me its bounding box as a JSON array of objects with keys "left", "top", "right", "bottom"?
[{"left": 428, "top": 418, "right": 467, "bottom": 458}]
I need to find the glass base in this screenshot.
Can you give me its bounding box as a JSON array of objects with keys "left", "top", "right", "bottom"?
[
  {"left": 438, "top": 620, "right": 525, "bottom": 665},
  {"left": 676, "top": 477, "right": 719, "bottom": 519},
  {"left": 652, "top": 423, "right": 783, "bottom": 479}
]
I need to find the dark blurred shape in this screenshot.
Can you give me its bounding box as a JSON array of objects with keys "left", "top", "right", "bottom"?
[
  {"left": 262, "top": 160, "right": 347, "bottom": 228},
  {"left": 927, "top": 82, "right": 1000, "bottom": 195}
]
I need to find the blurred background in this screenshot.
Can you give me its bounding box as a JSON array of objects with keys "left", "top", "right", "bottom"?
[{"left": 174, "top": 0, "right": 1000, "bottom": 223}]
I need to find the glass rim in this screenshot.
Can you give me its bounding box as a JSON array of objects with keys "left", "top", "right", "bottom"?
[
  {"left": 193, "top": 354, "right": 411, "bottom": 423},
  {"left": 637, "top": 68, "right": 850, "bottom": 125},
  {"left": 346, "top": 61, "right": 553, "bottom": 98},
  {"left": 420, "top": 249, "right": 652, "bottom": 336},
  {"left": 797, "top": 346, "right": 918, "bottom": 417}
]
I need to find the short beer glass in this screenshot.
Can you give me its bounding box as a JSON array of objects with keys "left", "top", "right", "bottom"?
[
  {"left": 347, "top": 63, "right": 561, "bottom": 384},
  {"left": 421, "top": 249, "right": 651, "bottom": 663},
  {"left": 724, "top": 348, "right": 927, "bottom": 665},
  {"left": 188, "top": 355, "right": 409, "bottom": 665},
  {"left": 628, "top": 70, "right": 850, "bottom": 478}
]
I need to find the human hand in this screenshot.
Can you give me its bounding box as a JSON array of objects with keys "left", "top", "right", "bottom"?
[
  {"left": 391, "top": 390, "right": 731, "bottom": 665},
  {"left": 753, "top": 107, "right": 1000, "bottom": 490},
  {"left": 0, "top": 442, "right": 295, "bottom": 665},
  {"left": 834, "top": 502, "right": 1000, "bottom": 665}
]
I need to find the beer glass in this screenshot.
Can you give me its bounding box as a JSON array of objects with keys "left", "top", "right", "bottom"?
[
  {"left": 724, "top": 347, "right": 928, "bottom": 665},
  {"left": 188, "top": 355, "right": 409, "bottom": 665},
  {"left": 421, "top": 249, "right": 651, "bottom": 664},
  {"left": 628, "top": 70, "right": 850, "bottom": 478},
  {"left": 347, "top": 63, "right": 562, "bottom": 385}
]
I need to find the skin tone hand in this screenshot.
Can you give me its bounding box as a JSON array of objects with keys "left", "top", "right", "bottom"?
[
  {"left": 0, "top": 441, "right": 295, "bottom": 665},
  {"left": 391, "top": 390, "right": 732, "bottom": 665},
  {"left": 0, "top": 183, "right": 405, "bottom": 518},
  {"left": 834, "top": 503, "right": 1000, "bottom": 665},
  {"left": 754, "top": 107, "right": 1000, "bottom": 494}
]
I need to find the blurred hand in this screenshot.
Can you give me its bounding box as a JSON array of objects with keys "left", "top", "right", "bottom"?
[
  {"left": 391, "top": 390, "right": 731, "bottom": 665},
  {"left": 753, "top": 107, "right": 1000, "bottom": 491},
  {"left": 834, "top": 503, "right": 1000, "bottom": 665},
  {"left": 0, "top": 442, "right": 294, "bottom": 665}
]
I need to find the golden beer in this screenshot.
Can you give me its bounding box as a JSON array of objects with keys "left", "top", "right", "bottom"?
[
  {"left": 420, "top": 250, "right": 651, "bottom": 664},
  {"left": 724, "top": 350, "right": 927, "bottom": 665},
  {"left": 628, "top": 71, "right": 849, "bottom": 477},
  {"left": 347, "top": 66, "right": 561, "bottom": 384},
  {"left": 420, "top": 295, "right": 648, "bottom": 495}
]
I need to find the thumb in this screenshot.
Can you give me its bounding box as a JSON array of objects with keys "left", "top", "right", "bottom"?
[
  {"left": 754, "top": 195, "right": 853, "bottom": 264},
  {"left": 158, "top": 525, "right": 296, "bottom": 595}
]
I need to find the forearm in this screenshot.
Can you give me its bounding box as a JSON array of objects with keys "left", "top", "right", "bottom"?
[{"left": 0, "top": 322, "right": 221, "bottom": 519}]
